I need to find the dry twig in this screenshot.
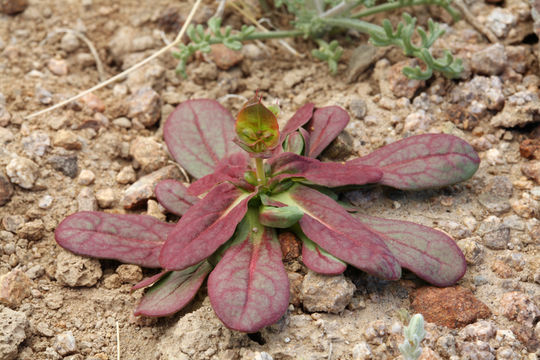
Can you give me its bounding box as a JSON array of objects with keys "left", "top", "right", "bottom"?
[{"left": 453, "top": 0, "right": 498, "bottom": 43}]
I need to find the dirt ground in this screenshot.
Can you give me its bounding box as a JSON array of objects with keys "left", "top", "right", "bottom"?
[{"left": 0, "top": 0, "right": 539, "bottom": 359}]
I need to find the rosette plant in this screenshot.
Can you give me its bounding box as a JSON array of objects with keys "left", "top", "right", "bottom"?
[{"left": 55, "top": 96, "right": 480, "bottom": 332}]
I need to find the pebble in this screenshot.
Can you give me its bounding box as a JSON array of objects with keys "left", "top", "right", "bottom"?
[
  {"left": 241, "top": 44, "right": 265, "bottom": 61},
  {"left": 491, "top": 91, "right": 540, "bottom": 128},
  {"left": 127, "top": 87, "right": 162, "bottom": 127},
  {"left": 132, "top": 35, "right": 156, "bottom": 52},
  {"left": 95, "top": 188, "right": 116, "bottom": 208},
  {"left": 322, "top": 130, "right": 355, "bottom": 161},
  {"left": 278, "top": 232, "right": 301, "bottom": 261},
  {"left": 387, "top": 59, "right": 425, "bottom": 99},
  {"left": 0, "top": 127, "right": 14, "bottom": 145},
  {"left": 80, "top": 93, "right": 105, "bottom": 113},
  {"left": 486, "top": 8, "right": 517, "bottom": 38},
  {"left": 116, "top": 165, "right": 136, "bottom": 184},
  {"left": 26, "top": 264, "right": 44, "bottom": 279},
  {"left": 104, "top": 274, "right": 121, "bottom": 289},
  {"left": 0, "top": 307, "right": 28, "bottom": 360},
  {"left": 120, "top": 165, "right": 181, "bottom": 209},
  {"left": 22, "top": 131, "right": 50, "bottom": 158},
  {"left": 47, "top": 58, "right": 69, "bottom": 76},
  {"left": 44, "top": 293, "right": 63, "bottom": 310},
  {"left": 0, "top": 0, "right": 28, "bottom": 14},
  {"left": 53, "top": 130, "right": 82, "bottom": 150},
  {"left": 116, "top": 264, "right": 143, "bottom": 283},
  {"left": 60, "top": 32, "right": 80, "bottom": 53},
  {"left": 107, "top": 26, "right": 136, "bottom": 62},
  {"left": 521, "top": 161, "right": 540, "bottom": 184},
  {"left": 0, "top": 105, "right": 10, "bottom": 127},
  {"left": 520, "top": 139, "right": 540, "bottom": 160},
  {"left": 112, "top": 117, "right": 132, "bottom": 128},
  {"left": 36, "top": 87, "right": 53, "bottom": 105},
  {"left": 126, "top": 64, "right": 165, "bottom": 93},
  {"left": 288, "top": 272, "right": 303, "bottom": 306},
  {"left": 478, "top": 175, "right": 513, "bottom": 214},
  {"left": 500, "top": 292, "right": 540, "bottom": 327},
  {"left": 482, "top": 227, "right": 510, "bottom": 250},
  {"left": 411, "top": 286, "right": 492, "bottom": 328},
  {"left": 147, "top": 199, "right": 166, "bottom": 220},
  {"left": 346, "top": 43, "right": 380, "bottom": 82},
  {"left": 77, "top": 169, "right": 95, "bottom": 185},
  {"left": 436, "top": 334, "right": 457, "bottom": 357},
  {"left": 35, "top": 321, "right": 54, "bottom": 337},
  {"left": 53, "top": 331, "right": 77, "bottom": 356},
  {"left": 48, "top": 154, "right": 78, "bottom": 178},
  {"left": 471, "top": 44, "right": 507, "bottom": 75},
  {"left": 352, "top": 341, "right": 372, "bottom": 360},
  {"left": 55, "top": 251, "right": 102, "bottom": 287},
  {"left": 6, "top": 156, "right": 39, "bottom": 189},
  {"left": 0, "top": 173, "right": 14, "bottom": 206},
  {"left": 77, "top": 187, "right": 97, "bottom": 211},
  {"left": 349, "top": 98, "right": 367, "bottom": 120},
  {"left": 450, "top": 76, "right": 505, "bottom": 111},
  {"left": 1, "top": 215, "right": 24, "bottom": 233},
  {"left": 37, "top": 194, "right": 53, "bottom": 209},
  {"left": 129, "top": 136, "right": 168, "bottom": 173},
  {"left": 301, "top": 270, "right": 355, "bottom": 313},
  {"left": 209, "top": 44, "right": 244, "bottom": 70},
  {"left": 458, "top": 340, "right": 495, "bottom": 360},
  {"left": 0, "top": 269, "right": 33, "bottom": 307},
  {"left": 485, "top": 148, "right": 505, "bottom": 166},
  {"left": 459, "top": 320, "right": 497, "bottom": 342},
  {"left": 17, "top": 219, "right": 44, "bottom": 241}
]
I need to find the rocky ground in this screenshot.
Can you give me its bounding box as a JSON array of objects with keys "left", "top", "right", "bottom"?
[{"left": 0, "top": 0, "right": 539, "bottom": 359}]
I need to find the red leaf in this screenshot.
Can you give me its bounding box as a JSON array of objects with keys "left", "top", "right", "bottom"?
[
  {"left": 207, "top": 216, "right": 289, "bottom": 332},
  {"left": 160, "top": 182, "right": 254, "bottom": 270},
  {"left": 132, "top": 270, "right": 167, "bottom": 291},
  {"left": 272, "top": 185, "right": 401, "bottom": 280},
  {"left": 134, "top": 261, "right": 212, "bottom": 317},
  {"left": 55, "top": 211, "right": 174, "bottom": 268},
  {"left": 164, "top": 99, "right": 236, "bottom": 179},
  {"left": 269, "top": 153, "right": 382, "bottom": 187},
  {"left": 306, "top": 106, "right": 349, "bottom": 158},
  {"left": 354, "top": 214, "right": 466, "bottom": 286},
  {"left": 279, "top": 103, "right": 315, "bottom": 141},
  {"left": 351, "top": 134, "right": 480, "bottom": 190},
  {"left": 155, "top": 180, "right": 199, "bottom": 216},
  {"left": 297, "top": 230, "right": 346, "bottom": 275}
]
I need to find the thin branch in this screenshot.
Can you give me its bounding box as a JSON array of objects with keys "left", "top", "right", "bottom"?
[
  {"left": 452, "top": 0, "right": 497, "bottom": 43},
  {"left": 116, "top": 321, "right": 120, "bottom": 360},
  {"left": 26, "top": 0, "right": 204, "bottom": 120}
]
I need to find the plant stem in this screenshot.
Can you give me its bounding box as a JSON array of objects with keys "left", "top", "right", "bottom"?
[
  {"left": 254, "top": 158, "right": 266, "bottom": 185},
  {"left": 351, "top": 0, "right": 460, "bottom": 21},
  {"left": 319, "top": 17, "right": 386, "bottom": 38},
  {"left": 241, "top": 29, "right": 306, "bottom": 41}
]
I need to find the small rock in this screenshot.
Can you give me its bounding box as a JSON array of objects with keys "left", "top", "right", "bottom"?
[
  {"left": 287, "top": 272, "right": 303, "bottom": 307},
  {"left": 491, "top": 91, "right": 540, "bottom": 128},
  {"left": 0, "top": 307, "right": 27, "bottom": 360},
  {"left": 116, "top": 165, "right": 136, "bottom": 184},
  {"left": 404, "top": 110, "right": 433, "bottom": 133},
  {"left": 387, "top": 59, "right": 425, "bottom": 99},
  {"left": 444, "top": 104, "right": 479, "bottom": 130},
  {"left": 121, "top": 165, "right": 181, "bottom": 209},
  {"left": 48, "top": 154, "right": 78, "bottom": 178},
  {"left": 0, "top": 173, "right": 14, "bottom": 206},
  {"left": 26, "top": 264, "right": 44, "bottom": 279},
  {"left": 55, "top": 251, "right": 102, "bottom": 287},
  {"left": 6, "top": 157, "right": 39, "bottom": 189},
  {"left": 60, "top": 32, "right": 80, "bottom": 53},
  {"left": 53, "top": 130, "right": 82, "bottom": 150},
  {"left": 77, "top": 187, "right": 97, "bottom": 211},
  {"left": 350, "top": 98, "right": 367, "bottom": 120},
  {"left": 1, "top": 215, "right": 24, "bottom": 233},
  {"left": 419, "top": 348, "right": 442, "bottom": 360},
  {"left": 478, "top": 175, "right": 513, "bottom": 214},
  {"left": 500, "top": 292, "right": 540, "bottom": 327},
  {"left": 127, "top": 87, "right": 161, "bottom": 127},
  {"left": 458, "top": 340, "right": 495, "bottom": 360},
  {"left": 35, "top": 321, "right": 54, "bottom": 337},
  {"left": 471, "top": 44, "right": 507, "bottom": 75},
  {"left": 53, "top": 331, "right": 77, "bottom": 356},
  {"left": 22, "top": 131, "right": 50, "bottom": 158},
  {"left": 44, "top": 293, "right": 63, "bottom": 310},
  {"left": 321, "top": 130, "right": 355, "bottom": 161},
  {"left": 112, "top": 117, "right": 131, "bottom": 128},
  {"left": 450, "top": 76, "right": 505, "bottom": 111},
  {"left": 0, "top": 106, "right": 11, "bottom": 127},
  {"left": 17, "top": 219, "right": 44, "bottom": 241},
  {"left": 132, "top": 35, "right": 156, "bottom": 52},
  {"left": 0, "top": 0, "right": 28, "bottom": 14},
  {"left": 0, "top": 127, "right": 14, "bottom": 145},
  {"left": 107, "top": 26, "right": 136, "bottom": 63},
  {"left": 38, "top": 194, "right": 53, "bottom": 209},
  {"left": 129, "top": 136, "right": 168, "bottom": 173},
  {"left": 521, "top": 161, "right": 540, "bottom": 184},
  {"left": 126, "top": 64, "right": 165, "bottom": 93},
  {"left": 241, "top": 44, "right": 265, "bottom": 60},
  {"left": 47, "top": 58, "right": 69, "bottom": 76},
  {"left": 95, "top": 188, "right": 116, "bottom": 208},
  {"left": 301, "top": 270, "right": 355, "bottom": 313},
  {"left": 436, "top": 334, "right": 457, "bottom": 358},
  {"left": 80, "top": 93, "right": 105, "bottom": 113},
  {"left": 147, "top": 199, "right": 165, "bottom": 220},
  {"left": 278, "top": 232, "right": 301, "bottom": 261},
  {"left": 104, "top": 273, "right": 122, "bottom": 289},
  {"left": 491, "top": 260, "right": 515, "bottom": 278},
  {"left": 506, "top": 45, "right": 531, "bottom": 74},
  {"left": 36, "top": 87, "right": 53, "bottom": 105},
  {"left": 486, "top": 8, "right": 517, "bottom": 38},
  {"left": 346, "top": 43, "right": 380, "bottom": 82},
  {"left": 191, "top": 62, "right": 218, "bottom": 83},
  {"left": 209, "top": 44, "right": 244, "bottom": 70},
  {"left": 482, "top": 227, "right": 510, "bottom": 250},
  {"left": 0, "top": 269, "right": 33, "bottom": 307},
  {"left": 520, "top": 138, "right": 540, "bottom": 160},
  {"left": 116, "top": 264, "right": 142, "bottom": 283},
  {"left": 352, "top": 341, "right": 372, "bottom": 360},
  {"left": 77, "top": 169, "right": 95, "bottom": 185},
  {"left": 411, "top": 286, "right": 492, "bottom": 328}
]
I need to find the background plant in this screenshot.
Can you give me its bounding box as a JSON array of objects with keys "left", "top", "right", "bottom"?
[
  {"left": 174, "top": 0, "right": 463, "bottom": 79},
  {"left": 399, "top": 313, "right": 426, "bottom": 360}
]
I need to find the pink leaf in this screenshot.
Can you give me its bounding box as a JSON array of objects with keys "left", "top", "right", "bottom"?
[
  {"left": 269, "top": 153, "right": 382, "bottom": 187},
  {"left": 306, "top": 106, "right": 349, "bottom": 158},
  {"left": 132, "top": 271, "right": 168, "bottom": 291},
  {"left": 134, "top": 261, "right": 212, "bottom": 317},
  {"left": 207, "top": 218, "right": 289, "bottom": 332},
  {"left": 164, "top": 99, "right": 236, "bottom": 179},
  {"left": 298, "top": 230, "right": 346, "bottom": 275},
  {"left": 351, "top": 134, "right": 480, "bottom": 190},
  {"left": 160, "top": 182, "right": 255, "bottom": 270},
  {"left": 279, "top": 103, "right": 315, "bottom": 141},
  {"left": 354, "top": 214, "right": 466, "bottom": 286},
  {"left": 55, "top": 211, "right": 174, "bottom": 268},
  {"left": 272, "top": 185, "right": 401, "bottom": 280},
  {"left": 155, "top": 180, "right": 199, "bottom": 216}
]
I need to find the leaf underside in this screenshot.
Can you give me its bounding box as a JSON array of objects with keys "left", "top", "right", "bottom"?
[
  {"left": 351, "top": 134, "right": 480, "bottom": 190},
  {"left": 207, "top": 218, "right": 289, "bottom": 332},
  {"left": 298, "top": 231, "right": 347, "bottom": 275},
  {"left": 164, "top": 99, "right": 236, "bottom": 179},
  {"left": 273, "top": 185, "right": 401, "bottom": 280},
  {"left": 354, "top": 213, "right": 466, "bottom": 286},
  {"left": 55, "top": 211, "right": 174, "bottom": 268},
  {"left": 160, "top": 182, "right": 254, "bottom": 270},
  {"left": 155, "top": 179, "right": 199, "bottom": 216},
  {"left": 134, "top": 261, "right": 212, "bottom": 317},
  {"left": 306, "top": 106, "right": 349, "bottom": 158}
]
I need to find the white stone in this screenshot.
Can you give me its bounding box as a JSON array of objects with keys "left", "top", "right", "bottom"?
[{"left": 6, "top": 157, "right": 39, "bottom": 189}]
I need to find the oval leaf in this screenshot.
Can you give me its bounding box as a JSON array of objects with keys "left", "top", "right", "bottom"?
[
  {"left": 272, "top": 185, "right": 401, "bottom": 280},
  {"left": 259, "top": 205, "right": 304, "bottom": 228},
  {"left": 306, "top": 106, "right": 349, "bottom": 158},
  {"left": 134, "top": 261, "right": 212, "bottom": 317},
  {"left": 354, "top": 214, "right": 466, "bottom": 286},
  {"left": 160, "top": 182, "right": 254, "bottom": 270},
  {"left": 298, "top": 230, "right": 346, "bottom": 275},
  {"left": 351, "top": 134, "right": 480, "bottom": 190},
  {"left": 280, "top": 102, "right": 315, "bottom": 141},
  {"left": 155, "top": 180, "right": 199, "bottom": 216},
  {"left": 55, "top": 211, "right": 174, "bottom": 268},
  {"left": 208, "top": 216, "right": 289, "bottom": 332},
  {"left": 164, "top": 99, "right": 236, "bottom": 179}
]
